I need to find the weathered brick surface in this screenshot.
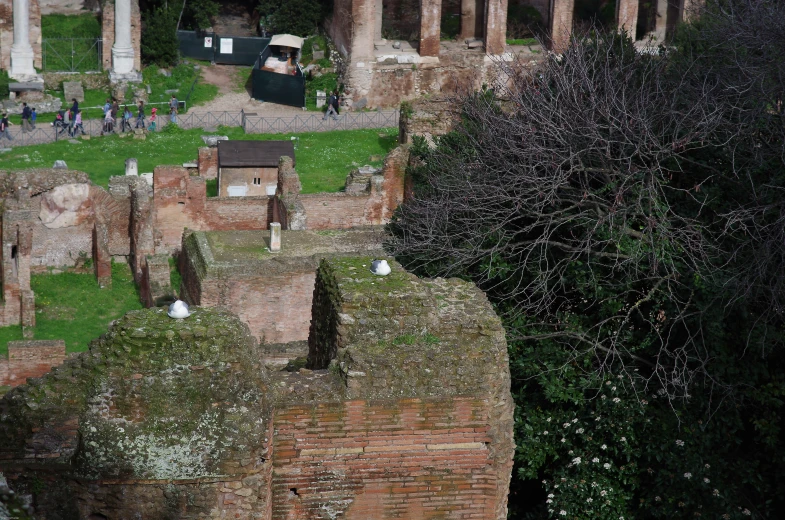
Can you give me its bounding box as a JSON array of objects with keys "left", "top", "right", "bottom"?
[
  {"left": 0, "top": 258, "right": 514, "bottom": 518},
  {"left": 197, "top": 146, "right": 218, "bottom": 179},
  {"left": 419, "top": 0, "right": 442, "bottom": 57},
  {"left": 616, "top": 0, "right": 639, "bottom": 39},
  {"left": 0, "top": 340, "right": 66, "bottom": 387},
  {"left": 271, "top": 398, "right": 499, "bottom": 519},
  {"left": 153, "top": 166, "right": 272, "bottom": 254},
  {"left": 180, "top": 229, "right": 384, "bottom": 346}
]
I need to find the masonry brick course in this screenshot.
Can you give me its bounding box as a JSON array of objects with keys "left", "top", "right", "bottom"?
[{"left": 0, "top": 339, "right": 66, "bottom": 387}]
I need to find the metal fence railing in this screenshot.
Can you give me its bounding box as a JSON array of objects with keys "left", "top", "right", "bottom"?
[
  {"left": 0, "top": 110, "right": 400, "bottom": 148},
  {"left": 42, "top": 38, "right": 103, "bottom": 72}
]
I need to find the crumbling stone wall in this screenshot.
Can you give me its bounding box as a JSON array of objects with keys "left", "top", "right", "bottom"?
[
  {"left": 0, "top": 339, "right": 66, "bottom": 388},
  {"left": 153, "top": 166, "right": 273, "bottom": 254},
  {"left": 180, "top": 229, "right": 384, "bottom": 346},
  {"left": 399, "top": 95, "right": 461, "bottom": 144},
  {"left": 0, "top": 308, "right": 272, "bottom": 518},
  {"left": 281, "top": 145, "right": 408, "bottom": 230},
  {"left": 295, "top": 256, "right": 515, "bottom": 518},
  {"left": 0, "top": 257, "right": 514, "bottom": 519}
]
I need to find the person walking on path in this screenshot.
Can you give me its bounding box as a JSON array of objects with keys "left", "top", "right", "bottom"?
[
  {"left": 121, "top": 105, "right": 132, "bottom": 132},
  {"left": 30, "top": 108, "right": 37, "bottom": 129},
  {"left": 69, "top": 98, "right": 78, "bottom": 135},
  {"left": 332, "top": 90, "right": 341, "bottom": 116},
  {"left": 0, "top": 113, "right": 12, "bottom": 141},
  {"left": 110, "top": 99, "right": 119, "bottom": 134},
  {"left": 103, "top": 98, "right": 112, "bottom": 117},
  {"left": 102, "top": 108, "right": 114, "bottom": 135},
  {"left": 135, "top": 101, "right": 146, "bottom": 129},
  {"left": 72, "top": 110, "right": 86, "bottom": 136},
  {"left": 169, "top": 94, "right": 179, "bottom": 124},
  {"left": 147, "top": 107, "right": 157, "bottom": 132},
  {"left": 323, "top": 91, "right": 339, "bottom": 121},
  {"left": 21, "top": 103, "right": 32, "bottom": 133}
]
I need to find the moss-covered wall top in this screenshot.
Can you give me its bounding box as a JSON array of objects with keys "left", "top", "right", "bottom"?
[
  {"left": 308, "top": 257, "right": 511, "bottom": 401},
  {"left": 0, "top": 307, "right": 271, "bottom": 481}
]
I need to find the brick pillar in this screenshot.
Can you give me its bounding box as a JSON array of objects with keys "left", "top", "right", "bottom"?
[
  {"left": 653, "top": 0, "right": 668, "bottom": 41},
  {"left": 93, "top": 218, "right": 113, "bottom": 289},
  {"left": 681, "top": 0, "right": 704, "bottom": 22},
  {"left": 459, "top": 0, "right": 483, "bottom": 40},
  {"left": 617, "top": 0, "right": 639, "bottom": 40},
  {"left": 484, "top": 0, "right": 508, "bottom": 54},
  {"left": 550, "top": 0, "right": 573, "bottom": 53},
  {"left": 130, "top": 179, "right": 154, "bottom": 282},
  {"left": 419, "top": 0, "right": 441, "bottom": 57}
]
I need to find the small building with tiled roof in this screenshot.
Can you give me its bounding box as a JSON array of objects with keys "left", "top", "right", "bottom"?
[{"left": 217, "top": 140, "right": 296, "bottom": 197}]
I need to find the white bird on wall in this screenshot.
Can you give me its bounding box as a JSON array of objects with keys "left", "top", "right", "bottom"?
[
  {"left": 370, "top": 259, "right": 391, "bottom": 276},
  {"left": 168, "top": 300, "right": 191, "bottom": 319}
]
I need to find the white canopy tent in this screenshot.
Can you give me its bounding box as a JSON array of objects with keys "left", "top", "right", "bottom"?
[{"left": 269, "top": 34, "right": 304, "bottom": 49}]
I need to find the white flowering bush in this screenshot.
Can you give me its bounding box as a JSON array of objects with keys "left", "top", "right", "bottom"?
[{"left": 517, "top": 375, "right": 642, "bottom": 519}]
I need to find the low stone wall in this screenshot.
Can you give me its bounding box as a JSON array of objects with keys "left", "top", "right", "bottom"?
[{"left": 0, "top": 340, "right": 66, "bottom": 388}]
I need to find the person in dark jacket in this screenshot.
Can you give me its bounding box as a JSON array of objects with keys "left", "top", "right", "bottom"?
[
  {"left": 70, "top": 98, "right": 79, "bottom": 134},
  {"left": 21, "top": 103, "right": 31, "bottom": 133}
]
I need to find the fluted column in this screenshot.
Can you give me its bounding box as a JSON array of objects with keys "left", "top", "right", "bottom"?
[{"left": 10, "top": 0, "right": 36, "bottom": 78}]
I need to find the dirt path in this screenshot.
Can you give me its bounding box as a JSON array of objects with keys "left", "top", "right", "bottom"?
[{"left": 191, "top": 64, "right": 304, "bottom": 116}]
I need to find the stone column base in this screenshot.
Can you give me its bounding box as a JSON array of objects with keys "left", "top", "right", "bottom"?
[
  {"left": 10, "top": 45, "right": 38, "bottom": 79},
  {"left": 110, "top": 71, "right": 143, "bottom": 84},
  {"left": 111, "top": 45, "right": 138, "bottom": 78}
]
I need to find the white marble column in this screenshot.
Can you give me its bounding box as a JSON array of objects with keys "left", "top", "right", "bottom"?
[
  {"left": 10, "top": 0, "right": 37, "bottom": 78},
  {"left": 111, "top": 0, "right": 141, "bottom": 82}
]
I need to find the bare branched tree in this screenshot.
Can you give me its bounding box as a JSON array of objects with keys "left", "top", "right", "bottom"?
[{"left": 388, "top": 3, "right": 785, "bottom": 406}]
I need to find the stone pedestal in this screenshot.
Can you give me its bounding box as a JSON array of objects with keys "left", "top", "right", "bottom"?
[{"left": 269, "top": 223, "right": 281, "bottom": 252}]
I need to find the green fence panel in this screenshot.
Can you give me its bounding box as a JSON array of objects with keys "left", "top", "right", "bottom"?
[
  {"left": 252, "top": 54, "right": 305, "bottom": 108},
  {"left": 177, "top": 30, "right": 216, "bottom": 61},
  {"left": 214, "top": 35, "right": 271, "bottom": 65}
]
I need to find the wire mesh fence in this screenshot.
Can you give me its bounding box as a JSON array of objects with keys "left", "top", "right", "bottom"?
[
  {"left": 42, "top": 38, "right": 103, "bottom": 72},
  {"left": 0, "top": 110, "right": 400, "bottom": 149}
]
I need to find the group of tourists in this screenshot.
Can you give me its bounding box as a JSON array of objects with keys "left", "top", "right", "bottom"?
[{"left": 0, "top": 94, "right": 180, "bottom": 142}]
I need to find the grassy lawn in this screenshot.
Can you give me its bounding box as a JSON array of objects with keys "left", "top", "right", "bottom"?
[
  {"left": 0, "top": 126, "right": 399, "bottom": 193},
  {"left": 0, "top": 262, "right": 143, "bottom": 356}
]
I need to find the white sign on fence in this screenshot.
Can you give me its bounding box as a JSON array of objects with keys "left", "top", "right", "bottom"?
[
  {"left": 220, "top": 38, "right": 233, "bottom": 54},
  {"left": 204, "top": 37, "right": 212, "bottom": 48}
]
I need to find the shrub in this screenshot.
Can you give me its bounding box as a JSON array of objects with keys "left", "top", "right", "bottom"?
[
  {"left": 258, "top": 0, "right": 322, "bottom": 37},
  {"left": 141, "top": 6, "right": 179, "bottom": 66}
]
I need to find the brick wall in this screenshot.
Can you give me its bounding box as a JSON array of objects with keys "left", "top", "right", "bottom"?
[
  {"left": 153, "top": 166, "right": 272, "bottom": 254},
  {"left": 101, "top": 0, "right": 142, "bottom": 72},
  {"left": 272, "top": 397, "right": 499, "bottom": 519},
  {"left": 0, "top": 340, "right": 66, "bottom": 387},
  {"left": 197, "top": 146, "right": 218, "bottom": 180},
  {"left": 188, "top": 269, "right": 316, "bottom": 345}
]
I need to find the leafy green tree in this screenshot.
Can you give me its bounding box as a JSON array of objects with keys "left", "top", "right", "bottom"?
[
  {"left": 388, "top": 1, "right": 785, "bottom": 517},
  {"left": 258, "top": 0, "right": 321, "bottom": 36},
  {"left": 141, "top": 5, "right": 179, "bottom": 66}
]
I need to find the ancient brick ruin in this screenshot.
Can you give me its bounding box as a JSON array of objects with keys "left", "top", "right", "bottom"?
[
  {"left": 0, "top": 139, "right": 408, "bottom": 389},
  {"left": 0, "top": 339, "right": 65, "bottom": 388},
  {"left": 326, "top": 0, "right": 705, "bottom": 107},
  {"left": 0, "top": 256, "right": 515, "bottom": 518},
  {"left": 179, "top": 228, "right": 384, "bottom": 350}
]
